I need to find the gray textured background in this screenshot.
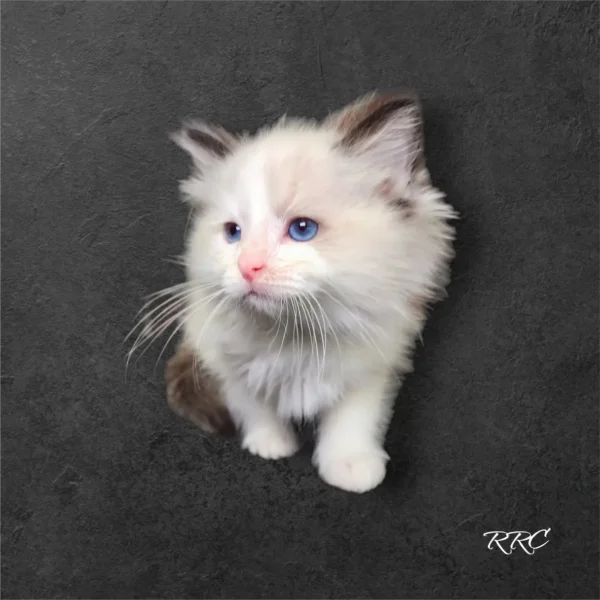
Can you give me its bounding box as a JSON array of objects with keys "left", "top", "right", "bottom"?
[{"left": 2, "top": 2, "right": 598, "bottom": 598}]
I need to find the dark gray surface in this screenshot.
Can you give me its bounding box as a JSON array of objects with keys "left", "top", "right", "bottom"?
[{"left": 2, "top": 2, "right": 598, "bottom": 598}]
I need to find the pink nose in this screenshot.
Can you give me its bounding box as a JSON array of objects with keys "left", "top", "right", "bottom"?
[{"left": 238, "top": 255, "right": 266, "bottom": 282}]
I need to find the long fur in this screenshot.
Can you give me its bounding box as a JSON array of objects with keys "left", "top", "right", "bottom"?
[{"left": 134, "top": 91, "right": 457, "bottom": 493}]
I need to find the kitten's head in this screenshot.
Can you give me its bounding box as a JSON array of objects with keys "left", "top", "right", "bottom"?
[{"left": 172, "top": 92, "right": 454, "bottom": 322}]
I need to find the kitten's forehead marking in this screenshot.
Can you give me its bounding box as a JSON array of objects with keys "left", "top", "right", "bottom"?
[
  {"left": 238, "top": 140, "right": 305, "bottom": 224},
  {"left": 238, "top": 149, "right": 271, "bottom": 227}
]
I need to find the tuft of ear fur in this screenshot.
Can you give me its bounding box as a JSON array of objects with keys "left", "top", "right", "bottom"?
[
  {"left": 327, "top": 91, "right": 428, "bottom": 183},
  {"left": 170, "top": 121, "right": 238, "bottom": 173}
]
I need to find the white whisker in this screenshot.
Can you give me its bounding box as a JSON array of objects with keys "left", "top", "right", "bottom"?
[
  {"left": 267, "top": 297, "right": 285, "bottom": 353},
  {"left": 126, "top": 287, "right": 223, "bottom": 370},
  {"left": 296, "top": 295, "right": 314, "bottom": 367},
  {"left": 298, "top": 294, "right": 319, "bottom": 377},
  {"left": 319, "top": 287, "right": 391, "bottom": 370},
  {"left": 155, "top": 290, "right": 227, "bottom": 367},
  {"left": 126, "top": 289, "right": 197, "bottom": 344},
  {"left": 302, "top": 291, "right": 328, "bottom": 377},
  {"left": 274, "top": 298, "right": 290, "bottom": 373},
  {"left": 193, "top": 295, "right": 229, "bottom": 356}
]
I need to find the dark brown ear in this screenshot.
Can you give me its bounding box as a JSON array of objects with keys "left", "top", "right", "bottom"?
[
  {"left": 170, "top": 121, "right": 237, "bottom": 173},
  {"left": 328, "top": 91, "right": 426, "bottom": 179}
]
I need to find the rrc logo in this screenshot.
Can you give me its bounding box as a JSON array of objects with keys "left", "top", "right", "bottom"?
[{"left": 483, "top": 528, "right": 551, "bottom": 555}]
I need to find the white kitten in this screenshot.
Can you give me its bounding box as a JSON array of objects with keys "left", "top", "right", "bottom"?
[{"left": 160, "top": 92, "right": 456, "bottom": 493}]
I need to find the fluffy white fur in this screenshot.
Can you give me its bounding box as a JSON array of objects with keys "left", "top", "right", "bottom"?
[{"left": 169, "top": 94, "right": 456, "bottom": 493}]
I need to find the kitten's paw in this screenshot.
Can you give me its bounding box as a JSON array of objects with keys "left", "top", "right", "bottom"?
[
  {"left": 316, "top": 448, "right": 389, "bottom": 493},
  {"left": 242, "top": 425, "right": 298, "bottom": 460}
]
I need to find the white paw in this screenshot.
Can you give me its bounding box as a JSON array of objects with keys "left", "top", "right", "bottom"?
[
  {"left": 316, "top": 448, "right": 389, "bottom": 493},
  {"left": 242, "top": 425, "right": 298, "bottom": 460}
]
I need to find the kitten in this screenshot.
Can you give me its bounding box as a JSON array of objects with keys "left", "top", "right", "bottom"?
[{"left": 154, "top": 91, "right": 455, "bottom": 493}]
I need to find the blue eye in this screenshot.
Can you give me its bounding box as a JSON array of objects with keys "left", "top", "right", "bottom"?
[
  {"left": 224, "top": 222, "right": 241, "bottom": 243},
  {"left": 288, "top": 217, "right": 318, "bottom": 242}
]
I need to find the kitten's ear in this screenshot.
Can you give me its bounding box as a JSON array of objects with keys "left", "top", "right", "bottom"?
[
  {"left": 330, "top": 91, "right": 427, "bottom": 181},
  {"left": 170, "top": 121, "right": 237, "bottom": 172}
]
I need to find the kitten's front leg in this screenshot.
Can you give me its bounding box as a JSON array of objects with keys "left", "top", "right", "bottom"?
[
  {"left": 224, "top": 381, "right": 298, "bottom": 460},
  {"left": 314, "top": 371, "right": 396, "bottom": 493}
]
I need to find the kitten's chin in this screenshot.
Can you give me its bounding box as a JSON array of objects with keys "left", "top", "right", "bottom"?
[{"left": 242, "top": 291, "right": 279, "bottom": 315}]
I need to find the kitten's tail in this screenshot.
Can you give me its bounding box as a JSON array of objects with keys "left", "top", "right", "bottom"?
[{"left": 166, "top": 346, "right": 236, "bottom": 437}]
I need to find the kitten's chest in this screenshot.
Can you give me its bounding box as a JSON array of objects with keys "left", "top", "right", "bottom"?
[
  {"left": 190, "top": 303, "right": 378, "bottom": 420},
  {"left": 225, "top": 341, "right": 346, "bottom": 420}
]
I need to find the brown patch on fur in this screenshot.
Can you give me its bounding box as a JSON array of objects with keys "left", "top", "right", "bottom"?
[
  {"left": 341, "top": 97, "right": 418, "bottom": 147},
  {"left": 413, "top": 151, "right": 428, "bottom": 175},
  {"left": 330, "top": 90, "right": 427, "bottom": 176},
  {"left": 409, "top": 294, "right": 429, "bottom": 323},
  {"left": 187, "top": 128, "right": 230, "bottom": 158},
  {"left": 376, "top": 179, "right": 415, "bottom": 216},
  {"left": 166, "top": 346, "right": 236, "bottom": 437},
  {"left": 377, "top": 177, "right": 394, "bottom": 197},
  {"left": 396, "top": 197, "right": 415, "bottom": 217},
  {"left": 336, "top": 93, "right": 402, "bottom": 134}
]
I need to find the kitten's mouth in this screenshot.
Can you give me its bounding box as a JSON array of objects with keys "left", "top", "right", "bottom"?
[
  {"left": 243, "top": 288, "right": 262, "bottom": 300},
  {"left": 243, "top": 288, "right": 276, "bottom": 312},
  {"left": 244, "top": 284, "right": 271, "bottom": 299},
  {"left": 244, "top": 289, "right": 262, "bottom": 299}
]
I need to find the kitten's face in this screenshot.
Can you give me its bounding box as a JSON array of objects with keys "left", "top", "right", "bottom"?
[{"left": 173, "top": 93, "right": 447, "bottom": 320}]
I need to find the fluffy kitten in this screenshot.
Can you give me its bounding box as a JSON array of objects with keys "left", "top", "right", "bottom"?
[{"left": 158, "top": 91, "right": 456, "bottom": 493}]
